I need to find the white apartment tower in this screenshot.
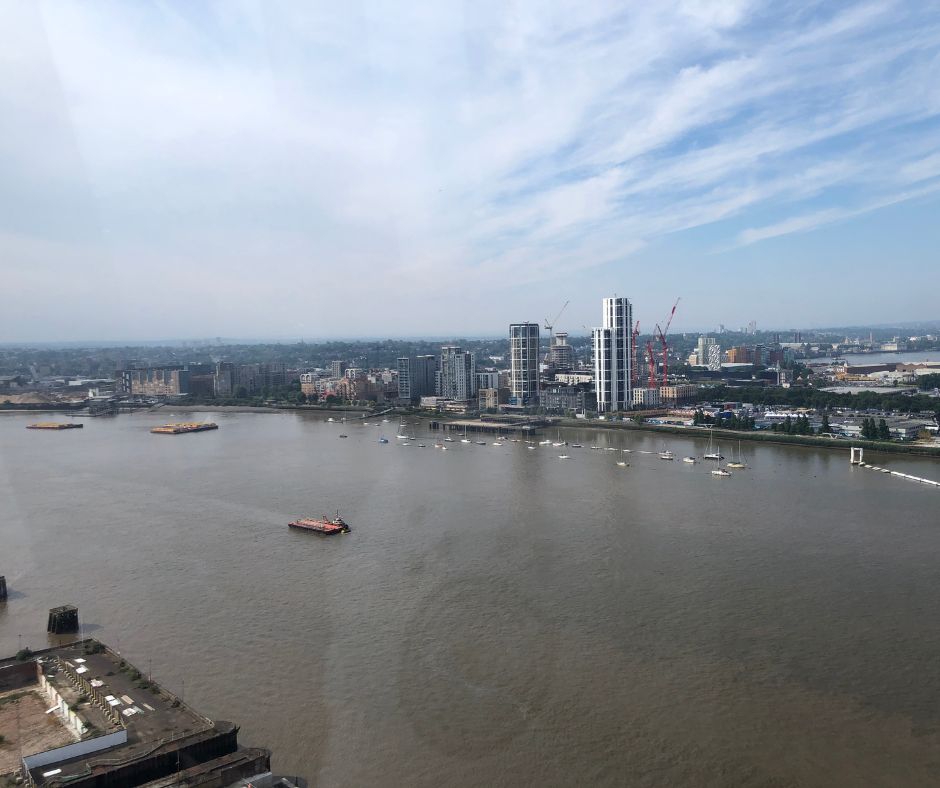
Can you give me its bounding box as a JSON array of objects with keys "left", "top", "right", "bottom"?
[
  {"left": 592, "top": 296, "right": 633, "bottom": 412},
  {"left": 509, "top": 322, "right": 540, "bottom": 406}
]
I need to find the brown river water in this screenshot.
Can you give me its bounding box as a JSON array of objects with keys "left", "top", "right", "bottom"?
[{"left": 1, "top": 411, "right": 939, "bottom": 786}]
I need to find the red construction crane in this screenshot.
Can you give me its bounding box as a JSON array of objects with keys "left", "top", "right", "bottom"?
[
  {"left": 646, "top": 340, "right": 656, "bottom": 390},
  {"left": 630, "top": 320, "right": 641, "bottom": 385},
  {"left": 656, "top": 297, "right": 681, "bottom": 387}
]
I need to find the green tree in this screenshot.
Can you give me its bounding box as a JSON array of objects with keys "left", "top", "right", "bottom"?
[
  {"left": 819, "top": 412, "right": 831, "bottom": 435},
  {"left": 878, "top": 418, "right": 891, "bottom": 440}
]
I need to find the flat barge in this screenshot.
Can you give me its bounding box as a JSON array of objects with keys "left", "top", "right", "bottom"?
[
  {"left": 150, "top": 422, "right": 219, "bottom": 434},
  {"left": 26, "top": 422, "right": 84, "bottom": 430},
  {"left": 289, "top": 514, "right": 350, "bottom": 535}
]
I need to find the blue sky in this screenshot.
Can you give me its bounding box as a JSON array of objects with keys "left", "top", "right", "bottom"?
[{"left": 1, "top": 0, "right": 939, "bottom": 341}]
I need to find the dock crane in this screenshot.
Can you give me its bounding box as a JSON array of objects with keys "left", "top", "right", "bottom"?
[{"left": 656, "top": 298, "right": 680, "bottom": 387}]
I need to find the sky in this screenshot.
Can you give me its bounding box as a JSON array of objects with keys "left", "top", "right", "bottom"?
[{"left": 2, "top": 0, "right": 940, "bottom": 342}]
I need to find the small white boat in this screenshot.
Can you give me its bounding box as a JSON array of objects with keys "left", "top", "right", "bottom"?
[
  {"left": 616, "top": 460, "right": 628, "bottom": 467},
  {"left": 378, "top": 437, "right": 389, "bottom": 444},
  {"left": 539, "top": 439, "right": 552, "bottom": 445},
  {"left": 726, "top": 440, "right": 747, "bottom": 469},
  {"left": 327, "top": 417, "right": 335, "bottom": 422},
  {"left": 493, "top": 441, "right": 503, "bottom": 446},
  {"left": 571, "top": 444, "right": 583, "bottom": 448},
  {"left": 659, "top": 451, "right": 674, "bottom": 460},
  {"left": 476, "top": 441, "right": 486, "bottom": 446},
  {"left": 682, "top": 456, "right": 696, "bottom": 464},
  {"left": 605, "top": 447, "right": 617, "bottom": 452},
  {"left": 558, "top": 454, "right": 570, "bottom": 460},
  {"left": 552, "top": 442, "right": 564, "bottom": 447},
  {"left": 704, "top": 429, "right": 723, "bottom": 460},
  {"left": 460, "top": 439, "right": 471, "bottom": 444},
  {"left": 527, "top": 446, "right": 536, "bottom": 450},
  {"left": 711, "top": 443, "right": 731, "bottom": 476},
  {"left": 444, "top": 437, "right": 455, "bottom": 442}
]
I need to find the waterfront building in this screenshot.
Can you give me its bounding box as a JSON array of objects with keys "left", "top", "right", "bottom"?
[
  {"left": 330, "top": 360, "right": 348, "bottom": 378},
  {"left": 127, "top": 366, "right": 189, "bottom": 397},
  {"left": 660, "top": 383, "right": 697, "bottom": 403},
  {"left": 542, "top": 384, "right": 587, "bottom": 413},
  {"left": 479, "top": 387, "right": 499, "bottom": 411},
  {"left": 550, "top": 332, "right": 574, "bottom": 371},
  {"left": 397, "top": 356, "right": 437, "bottom": 401},
  {"left": 213, "top": 361, "right": 234, "bottom": 397},
  {"left": 510, "top": 322, "right": 540, "bottom": 406},
  {"left": 438, "top": 346, "right": 477, "bottom": 402},
  {"left": 1, "top": 640, "right": 299, "bottom": 787},
  {"left": 592, "top": 297, "right": 633, "bottom": 412},
  {"left": 300, "top": 371, "right": 318, "bottom": 397},
  {"left": 633, "top": 388, "right": 661, "bottom": 408}
]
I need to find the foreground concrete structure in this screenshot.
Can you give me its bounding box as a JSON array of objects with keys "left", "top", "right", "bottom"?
[{"left": 0, "top": 640, "right": 303, "bottom": 788}]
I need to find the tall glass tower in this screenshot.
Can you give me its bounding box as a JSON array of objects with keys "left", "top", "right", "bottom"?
[
  {"left": 509, "top": 322, "right": 540, "bottom": 405},
  {"left": 592, "top": 297, "right": 633, "bottom": 412}
]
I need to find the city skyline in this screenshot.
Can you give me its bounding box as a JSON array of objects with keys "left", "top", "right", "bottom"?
[{"left": 2, "top": 2, "right": 940, "bottom": 341}]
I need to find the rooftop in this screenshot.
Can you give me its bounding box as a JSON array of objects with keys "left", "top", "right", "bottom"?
[{"left": 0, "top": 641, "right": 216, "bottom": 787}]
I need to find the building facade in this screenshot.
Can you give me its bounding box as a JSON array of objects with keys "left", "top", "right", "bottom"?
[
  {"left": 128, "top": 367, "right": 189, "bottom": 397},
  {"left": 398, "top": 355, "right": 438, "bottom": 402},
  {"left": 549, "top": 332, "right": 574, "bottom": 371},
  {"left": 509, "top": 322, "right": 540, "bottom": 406},
  {"left": 632, "top": 388, "right": 661, "bottom": 408},
  {"left": 438, "top": 346, "right": 477, "bottom": 402},
  {"left": 592, "top": 297, "right": 633, "bottom": 412},
  {"left": 541, "top": 384, "right": 586, "bottom": 412},
  {"left": 477, "top": 371, "right": 500, "bottom": 390}
]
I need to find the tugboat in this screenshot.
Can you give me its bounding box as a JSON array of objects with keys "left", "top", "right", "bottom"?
[{"left": 288, "top": 513, "right": 350, "bottom": 535}]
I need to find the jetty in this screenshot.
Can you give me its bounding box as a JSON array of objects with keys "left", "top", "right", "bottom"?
[
  {"left": 850, "top": 447, "right": 940, "bottom": 488},
  {"left": 429, "top": 417, "right": 556, "bottom": 436}
]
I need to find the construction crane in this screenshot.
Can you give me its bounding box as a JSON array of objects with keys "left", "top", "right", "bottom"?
[
  {"left": 630, "top": 320, "right": 641, "bottom": 385},
  {"left": 544, "top": 300, "right": 569, "bottom": 337},
  {"left": 646, "top": 340, "right": 657, "bottom": 389},
  {"left": 656, "top": 297, "right": 681, "bottom": 387},
  {"left": 544, "top": 300, "right": 570, "bottom": 365}
]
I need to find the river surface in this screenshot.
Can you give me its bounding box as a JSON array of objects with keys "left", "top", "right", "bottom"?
[{"left": 2, "top": 411, "right": 940, "bottom": 786}]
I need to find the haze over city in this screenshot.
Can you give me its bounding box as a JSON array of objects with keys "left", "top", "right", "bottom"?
[{"left": 3, "top": 1, "right": 940, "bottom": 342}]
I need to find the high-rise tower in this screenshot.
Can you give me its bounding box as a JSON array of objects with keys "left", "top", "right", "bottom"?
[
  {"left": 509, "top": 322, "right": 540, "bottom": 406},
  {"left": 592, "top": 297, "right": 633, "bottom": 412}
]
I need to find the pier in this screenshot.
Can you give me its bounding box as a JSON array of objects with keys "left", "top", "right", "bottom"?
[
  {"left": 850, "top": 447, "right": 940, "bottom": 488},
  {"left": 429, "top": 417, "right": 556, "bottom": 435},
  {"left": 47, "top": 605, "right": 79, "bottom": 634}
]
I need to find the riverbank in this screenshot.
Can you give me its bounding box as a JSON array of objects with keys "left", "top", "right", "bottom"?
[
  {"left": 555, "top": 417, "right": 940, "bottom": 459},
  {"left": 160, "top": 403, "right": 374, "bottom": 414}
]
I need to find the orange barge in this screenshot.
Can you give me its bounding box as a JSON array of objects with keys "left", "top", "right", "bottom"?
[
  {"left": 150, "top": 422, "right": 219, "bottom": 434},
  {"left": 288, "top": 514, "right": 350, "bottom": 535}
]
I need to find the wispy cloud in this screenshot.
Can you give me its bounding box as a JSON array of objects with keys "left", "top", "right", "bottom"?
[{"left": 0, "top": 0, "right": 939, "bottom": 337}]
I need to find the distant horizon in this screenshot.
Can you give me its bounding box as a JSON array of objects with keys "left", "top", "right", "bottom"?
[{"left": 2, "top": 319, "right": 940, "bottom": 350}]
